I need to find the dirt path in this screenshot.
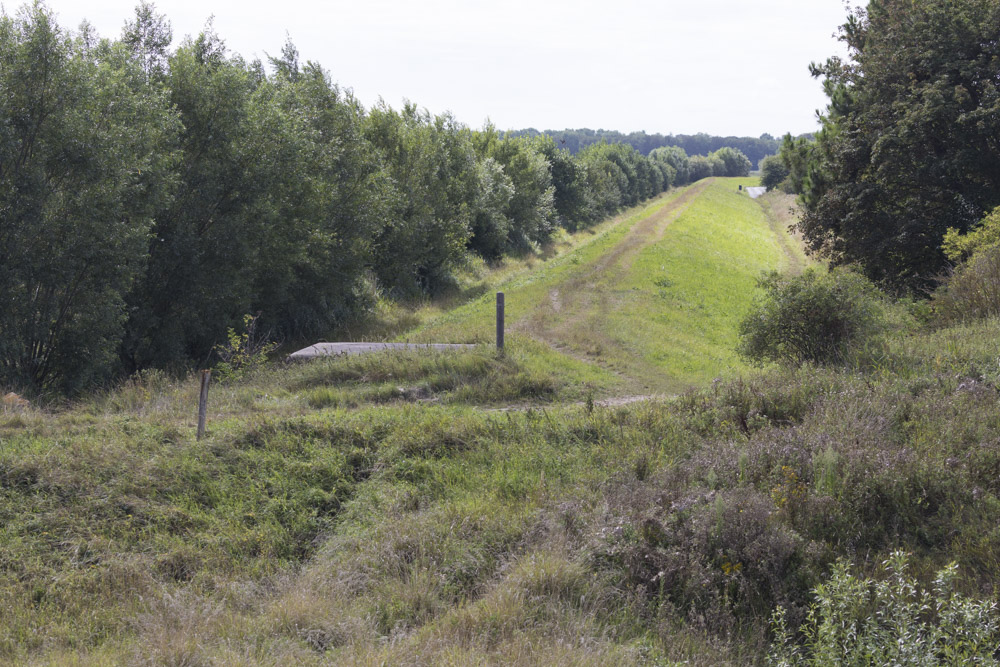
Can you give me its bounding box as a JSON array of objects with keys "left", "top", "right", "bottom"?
[{"left": 754, "top": 191, "right": 807, "bottom": 276}]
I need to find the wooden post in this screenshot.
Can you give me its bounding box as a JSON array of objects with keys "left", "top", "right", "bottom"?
[
  {"left": 197, "top": 369, "right": 211, "bottom": 441},
  {"left": 496, "top": 292, "right": 505, "bottom": 352}
]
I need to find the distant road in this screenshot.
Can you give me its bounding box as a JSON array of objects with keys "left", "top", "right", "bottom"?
[
  {"left": 288, "top": 342, "right": 477, "bottom": 361},
  {"left": 746, "top": 186, "right": 767, "bottom": 199}
]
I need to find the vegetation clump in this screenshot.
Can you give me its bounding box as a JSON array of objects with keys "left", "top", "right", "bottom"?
[
  {"left": 738, "top": 268, "right": 887, "bottom": 366},
  {"left": 0, "top": 1, "right": 754, "bottom": 396},
  {"left": 934, "top": 207, "right": 1000, "bottom": 323},
  {"left": 212, "top": 314, "right": 277, "bottom": 384},
  {"left": 779, "top": 0, "right": 1000, "bottom": 292},
  {"left": 769, "top": 552, "right": 1000, "bottom": 665},
  {"left": 759, "top": 154, "right": 790, "bottom": 192}
]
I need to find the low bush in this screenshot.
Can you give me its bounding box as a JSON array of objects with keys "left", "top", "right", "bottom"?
[
  {"left": 212, "top": 314, "right": 277, "bottom": 384},
  {"left": 768, "top": 551, "right": 1000, "bottom": 665},
  {"left": 738, "top": 268, "right": 888, "bottom": 366},
  {"left": 760, "top": 154, "right": 789, "bottom": 192},
  {"left": 933, "top": 244, "right": 1000, "bottom": 323}
]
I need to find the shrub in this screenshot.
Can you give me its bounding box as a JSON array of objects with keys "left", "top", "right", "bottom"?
[
  {"left": 942, "top": 206, "right": 1000, "bottom": 264},
  {"left": 738, "top": 269, "right": 888, "bottom": 366},
  {"left": 933, "top": 244, "right": 1000, "bottom": 323},
  {"left": 760, "top": 155, "right": 790, "bottom": 192},
  {"left": 212, "top": 314, "right": 277, "bottom": 384},
  {"left": 768, "top": 551, "right": 1000, "bottom": 665}
]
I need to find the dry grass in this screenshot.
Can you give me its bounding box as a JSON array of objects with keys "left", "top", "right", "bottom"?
[{"left": 755, "top": 190, "right": 811, "bottom": 276}]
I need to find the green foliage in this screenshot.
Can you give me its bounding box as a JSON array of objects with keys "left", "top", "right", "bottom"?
[
  {"left": 777, "top": 134, "right": 815, "bottom": 196},
  {"left": 364, "top": 104, "right": 476, "bottom": 293},
  {"left": 511, "top": 127, "right": 782, "bottom": 168},
  {"left": 650, "top": 145, "right": 690, "bottom": 184},
  {"left": 795, "top": 0, "right": 1000, "bottom": 292},
  {"left": 0, "top": 2, "right": 178, "bottom": 392},
  {"left": 768, "top": 552, "right": 1000, "bottom": 665},
  {"left": 535, "top": 135, "right": 600, "bottom": 231},
  {"left": 738, "top": 269, "right": 888, "bottom": 366},
  {"left": 710, "top": 147, "right": 752, "bottom": 177},
  {"left": 473, "top": 127, "right": 557, "bottom": 252},
  {"left": 212, "top": 314, "right": 277, "bottom": 384},
  {"left": 0, "top": 2, "right": 682, "bottom": 392},
  {"left": 760, "top": 154, "right": 790, "bottom": 192},
  {"left": 943, "top": 206, "right": 1000, "bottom": 263},
  {"left": 933, "top": 245, "right": 1000, "bottom": 323},
  {"left": 121, "top": 0, "right": 171, "bottom": 80},
  {"left": 934, "top": 207, "right": 1000, "bottom": 323}
]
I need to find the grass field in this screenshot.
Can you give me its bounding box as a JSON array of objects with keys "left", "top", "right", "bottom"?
[
  {"left": 16, "top": 178, "right": 1000, "bottom": 665},
  {"left": 411, "top": 178, "right": 805, "bottom": 395}
]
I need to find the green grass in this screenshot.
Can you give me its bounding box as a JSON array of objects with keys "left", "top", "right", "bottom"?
[
  {"left": 411, "top": 178, "right": 804, "bottom": 394},
  {"left": 609, "top": 179, "right": 792, "bottom": 389},
  {"left": 24, "top": 178, "right": 999, "bottom": 666},
  {"left": 11, "top": 313, "right": 1000, "bottom": 664}
]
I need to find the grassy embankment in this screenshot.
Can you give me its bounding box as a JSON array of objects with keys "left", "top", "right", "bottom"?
[
  {"left": 1, "top": 177, "right": 795, "bottom": 664},
  {"left": 410, "top": 177, "right": 799, "bottom": 395},
  {"left": 12, "top": 179, "right": 1000, "bottom": 664}
]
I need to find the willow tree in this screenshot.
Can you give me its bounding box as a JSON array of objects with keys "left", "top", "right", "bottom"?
[{"left": 0, "top": 4, "right": 177, "bottom": 392}]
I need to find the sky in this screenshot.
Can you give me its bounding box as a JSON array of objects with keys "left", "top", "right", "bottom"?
[{"left": 9, "top": 0, "right": 856, "bottom": 137}]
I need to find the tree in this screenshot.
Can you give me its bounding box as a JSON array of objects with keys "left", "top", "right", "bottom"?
[
  {"left": 121, "top": 1, "right": 171, "bottom": 80},
  {"left": 759, "top": 154, "right": 789, "bottom": 191},
  {"left": 123, "top": 26, "right": 277, "bottom": 369},
  {"left": 474, "top": 127, "right": 556, "bottom": 251},
  {"left": 650, "top": 145, "right": 690, "bottom": 184},
  {"left": 250, "top": 58, "right": 389, "bottom": 338},
  {"left": 710, "top": 147, "right": 752, "bottom": 177},
  {"left": 364, "top": 104, "right": 476, "bottom": 293},
  {"left": 797, "top": 0, "right": 1000, "bottom": 292},
  {"left": 688, "top": 154, "right": 720, "bottom": 181},
  {"left": 777, "top": 134, "right": 815, "bottom": 195},
  {"left": 534, "top": 135, "right": 596, "bottom": 231},
  {"left": 0, "top": 3, "right": 178, "bottom": 392}
]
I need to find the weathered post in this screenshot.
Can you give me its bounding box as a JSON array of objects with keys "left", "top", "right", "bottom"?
[
  {"left": 197, "top": 369, "right": 211, "bottom": 440},
  {"left": 496, "top": 292, "right": 505, "bottom": 352}
]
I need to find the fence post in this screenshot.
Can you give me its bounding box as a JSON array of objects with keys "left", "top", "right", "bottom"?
[
  {"left": 496, "top": 292, "right": 505, "bottom": 352},
  {"left": 197, "top": 369, "right": 211, "bottom": 441}
]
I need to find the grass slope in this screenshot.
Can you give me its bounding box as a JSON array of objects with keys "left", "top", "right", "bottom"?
[
  {"left": 4, "top": 179, "right": 929, "bottom": 666},
  {"left": 413, "top": 178, "right": 794, "bottom": 394}
]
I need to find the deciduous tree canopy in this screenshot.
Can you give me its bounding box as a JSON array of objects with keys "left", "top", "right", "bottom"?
[{"left": 0, "top": 1, "right": 743, "bottom": 393}]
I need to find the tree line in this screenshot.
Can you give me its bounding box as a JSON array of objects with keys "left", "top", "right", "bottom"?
[
  {"left": 509, "top": 128, "right": 784, "bottom": 169},
  {"left": 0, "top": 2, "right": 753, "bottom": 394}
]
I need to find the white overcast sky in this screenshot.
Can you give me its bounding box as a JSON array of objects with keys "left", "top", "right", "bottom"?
[{"left": 8, "top": 0, "right": 855, "bottom": 137}]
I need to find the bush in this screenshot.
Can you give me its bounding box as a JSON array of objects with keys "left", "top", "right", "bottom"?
[
  {"left": 760, "top": 155, "right": 790, "bottom": 192},
  {"left": 933, "top": 244, "right": 1000, "bottom": 324},
  {"left": 738, "top": 269, "right": 887, "bottom": 366},
  {"left": 212, "top": 314, "right": 277, "bottom": 384},
  {"left": 768, "top": 551, "right": 1000, "bottom": 665}
]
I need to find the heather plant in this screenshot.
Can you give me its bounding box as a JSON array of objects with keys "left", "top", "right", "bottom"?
[{"left": 768, "top": 551, "right": 1000, "bottom": 666}]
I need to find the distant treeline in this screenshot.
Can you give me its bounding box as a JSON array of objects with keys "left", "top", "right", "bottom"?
[
  {"left": 508, "top": 129, "right": 786, "bottom": 168},
  {"left": 0, "top": 2, "right": 754, "bottom": 394}
]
